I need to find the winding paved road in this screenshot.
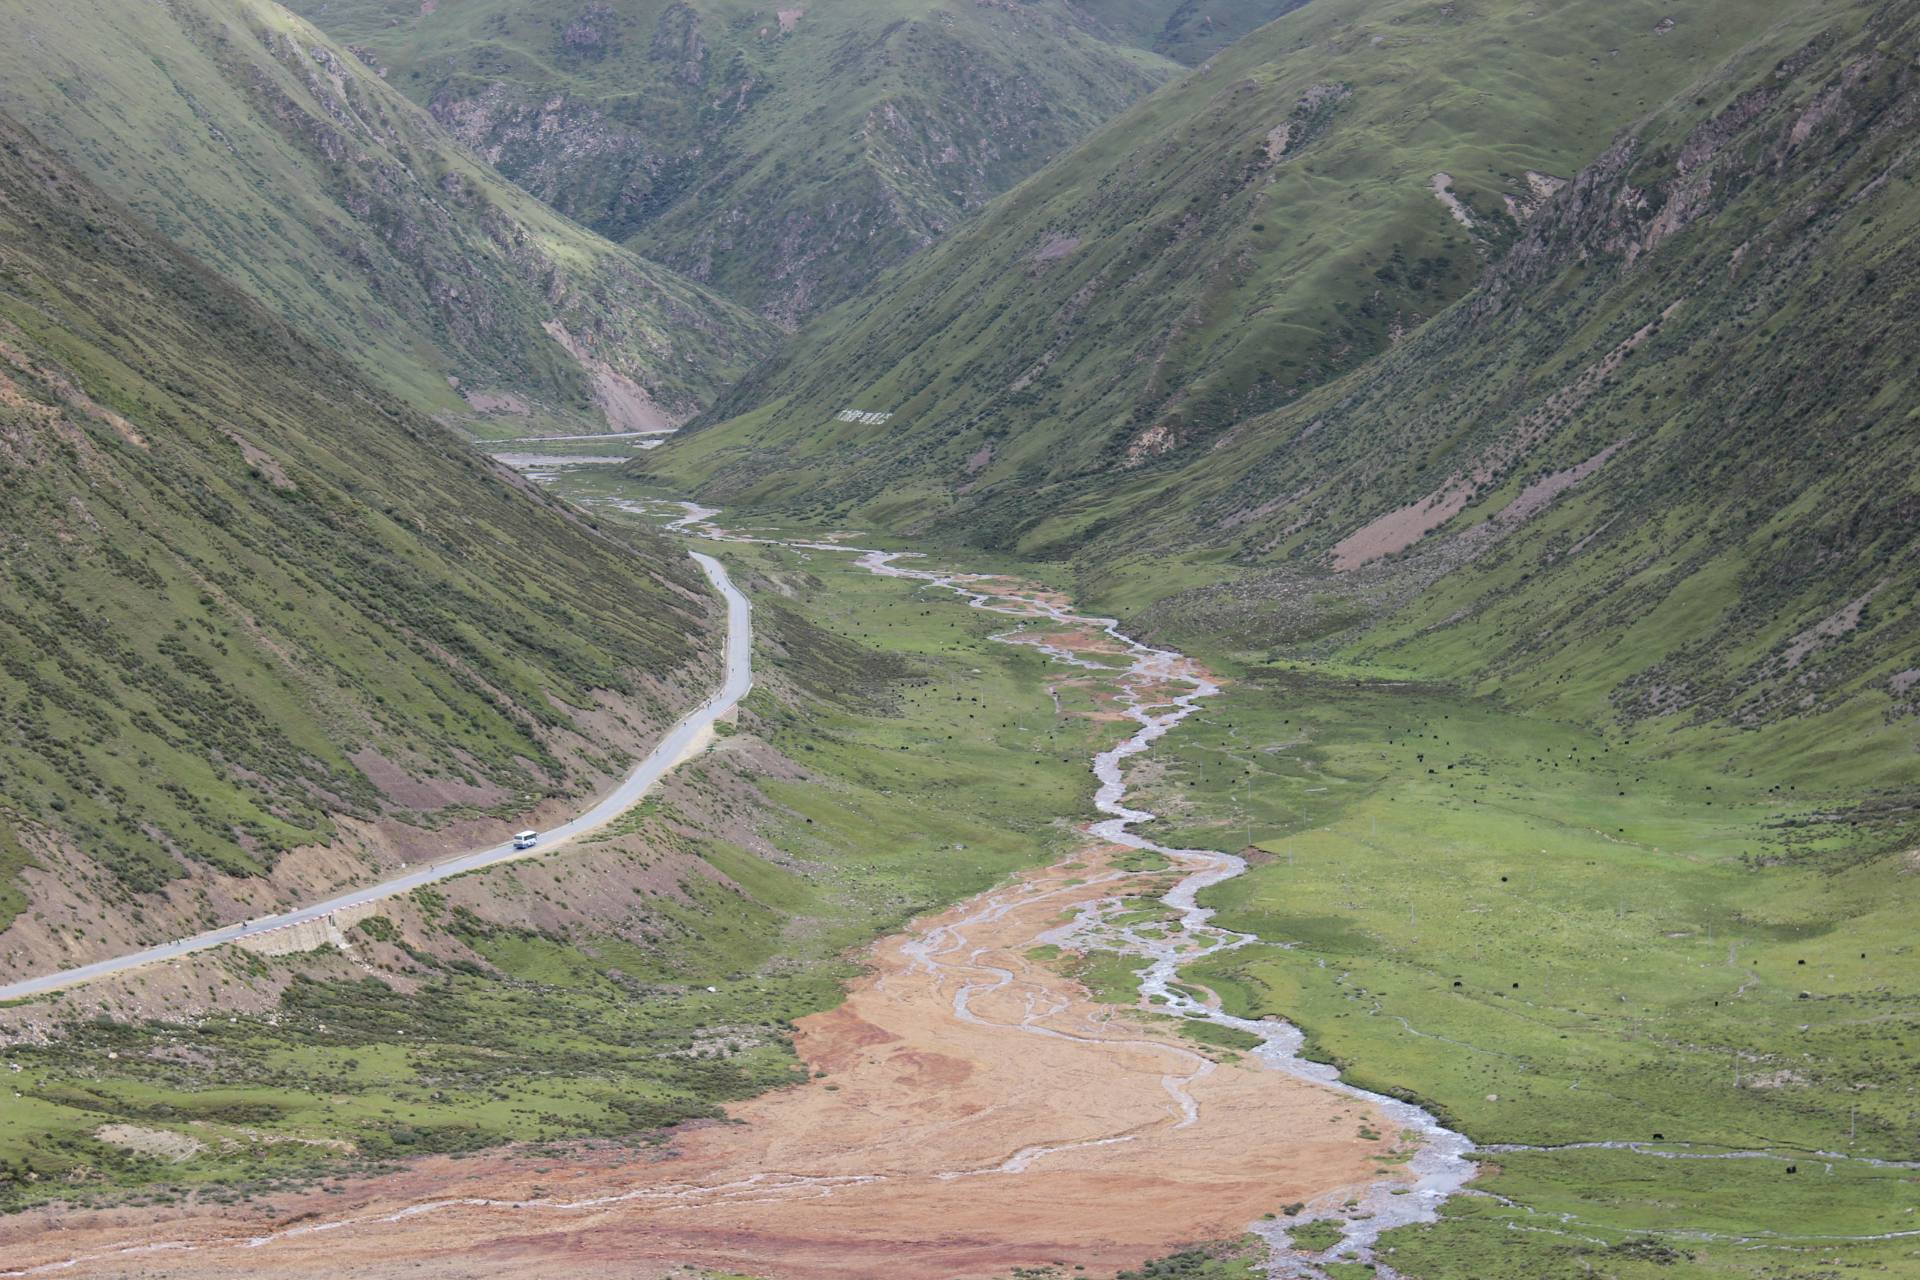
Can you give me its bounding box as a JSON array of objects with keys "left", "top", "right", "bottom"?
[{"left": 0, "top": 550, "right": 751, "bottom": 1004}]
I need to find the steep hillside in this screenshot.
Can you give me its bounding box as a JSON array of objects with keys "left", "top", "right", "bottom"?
[
  {"left": 285, "top": 0, "right": 1300, "bottom": 323},
  {"left": 0, "top": 115, "right": 715, "bottom": 963},
  {"left": 642, "top": 0, "right": 1917, "bottom": 778},
  {"left": 0, "top": 0, "right": 775, "bottom": 437},
  {"left": 1084, "top": 12, "right": 1920, "bottom": 1266},
  {"left": 1076, "top": 0, "right": 1920, "bottom": 774},
  {"left": 642, "top": 0, "right": 1816, "bottom": 509}
]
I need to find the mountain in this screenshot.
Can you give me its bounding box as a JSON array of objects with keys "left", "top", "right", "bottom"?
[
  {"left": 283, "top": 0, "right": 1306, "bottom": 323},
  {"left": 0, "top": 0, "right": 1914, "bottom": 1257},
  {"left": 0, "top": 0, "right": 775, "bottom": 437},
  {"left": 0, "top": 114, "right": 714, "bottom": 961},
  {"left": 1093, "top": 0, "right": 1920, "bottom": 764},
  {"left": 640, "top": 0, "right": 1822, "bottom": 509},
  {"left": 640, "top": 0, "right": 1920, "bottom": 759}
]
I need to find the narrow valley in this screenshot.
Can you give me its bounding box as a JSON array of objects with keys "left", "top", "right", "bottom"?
[{"left": 3, "top": 0, "right": 1917, "bottom": 1274}]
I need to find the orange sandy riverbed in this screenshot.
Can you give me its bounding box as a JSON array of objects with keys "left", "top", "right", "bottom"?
[{"left": 0, "top": 845, "right": 1401, "bottom": 1279}]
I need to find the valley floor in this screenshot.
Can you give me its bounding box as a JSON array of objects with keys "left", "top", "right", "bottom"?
[
  {"left": 5, "top": 449, "right": 1916, "bottom": 1279},
  {"left": 0, "top": 508, "right": 1419, "bottom": 1278}
]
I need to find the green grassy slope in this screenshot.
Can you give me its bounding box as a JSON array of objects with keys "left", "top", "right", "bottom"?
[
  {"left": 1071, "top": 0, "right": 1919, "bottom": 760},
  {"left": 1075, "top": 0, "right": 1314, "bottom": 65},
  {"left": 285, "top": 0, "right": 1303, "bottom": 322},
  {"left": 640, "top": 0, "right": 1807, "bottom": 511},
  {"left": 0, "top": 115, "right": 711, "bottom": 927},
  {"left": 660, "top": 3, "right": 1916, "bottom": 1267},
  {"left": 0, "top": 0, "right": 774, "bottom": 437}
]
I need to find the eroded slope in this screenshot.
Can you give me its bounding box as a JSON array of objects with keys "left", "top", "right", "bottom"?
[
  {"left": 1100, "top": 0, "right": 1920, "bottom": 761},
  {"left": 0, "top": 0, "right": 775, "bottom": 435}
]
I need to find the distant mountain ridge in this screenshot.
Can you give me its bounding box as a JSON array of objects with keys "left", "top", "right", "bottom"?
[
  {"left": 286, "top": 0, "right": 1308, "bottom": 322},
  {"left": 641, "top": 0, "right": 1818, "bottom": 512}
]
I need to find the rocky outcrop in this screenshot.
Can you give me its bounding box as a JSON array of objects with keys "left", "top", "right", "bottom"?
[{"left": 649, "top": 2, "right": 709, "bottom": 85}]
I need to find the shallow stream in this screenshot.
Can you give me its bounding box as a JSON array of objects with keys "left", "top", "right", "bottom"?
[{"left": 667, "top": 504, "right": 1479, "bottom": 1278}]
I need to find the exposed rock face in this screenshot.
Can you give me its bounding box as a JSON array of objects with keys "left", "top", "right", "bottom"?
[
  {"left": 649, "top": 1, "right": 708, "bottom": 85},
  {"left": 301, "top": 0, "right": 1192, "bottom": 321},
  {"left": 564, "top": 2, "right": 617, "bottom": 55},
  {"left": 1481, "top": 39, "right": 1842, "bottom": 303},
  {"left": 429, "top": 86, "right": 670, "bottom": 245}
]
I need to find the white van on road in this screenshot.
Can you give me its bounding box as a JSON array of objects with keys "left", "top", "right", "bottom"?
[{"left": 512, "top": 830, "right": 539, "bottom": 850}]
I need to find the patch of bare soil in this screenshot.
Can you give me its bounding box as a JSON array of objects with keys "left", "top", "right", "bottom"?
[
  {"left": 1781, "top": 582, "right": 1883, "bottom": 668},
  {"left": 1029, "top": 233, "right": 1080, "bottom": 265},
  {"left": 1005, "top": 626, "right": 1130, "bottom": 657},
  {"left": 92, "top": 1124, "right": 204, "bottom": 1164},
  {"left": 542, "top": 321, "right": 679, "bottom": 432},
  {"left": 1330, "top": 302, "right": 1678, "bottom": 571},
  {"left": 348, "top": 746, "right": 510, "bottom": 812},
  {"left": 1429, "top": 172, "right": 1476, "bottom": 227},
  {"left": 961, "top": 575, "right": 1075, "bottom": 613},
  {"left": 1329, "top": 474, "right": 1482, "bottom": 570}
]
